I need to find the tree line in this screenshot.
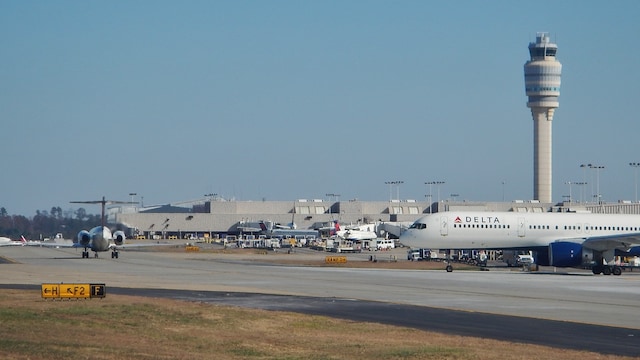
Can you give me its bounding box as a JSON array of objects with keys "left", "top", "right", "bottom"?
[{"left": 0, "top": 207, "right": 101, "bottom": 240}]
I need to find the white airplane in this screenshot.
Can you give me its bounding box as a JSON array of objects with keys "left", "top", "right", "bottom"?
[
  {"left": 39, "top": 197, "right": 179, "bottom": 259},
  {"left": 0, "top": 235, "right": 42, "bottom": 247},
  {"left": 336, "top": 222, "right": 378, "bottom": 241},
  {"left": 312, "top": 220, "right": 377, "bottom": 240},
  {"left": 258, "top": 221, "right": 320, "bottom": 238},
  {"left": 400, "top": 211, "right": 640, "bottom": 276},
  {"left": 0, "top": 236, "right": 26, "bottom": 246}
]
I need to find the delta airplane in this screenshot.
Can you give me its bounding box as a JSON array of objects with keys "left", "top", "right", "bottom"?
[
  {"left": 0, "top": 236, "right": 26, "bottom": 246},
  {"left": 0, "top": 236, "right": 42, "bottom": 247},
  {"left": 400, "top": 211, "right": 640, "bottom": 276}
]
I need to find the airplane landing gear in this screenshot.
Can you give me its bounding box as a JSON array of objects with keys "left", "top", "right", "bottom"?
[
  {"left": 94, "top": 252, "right": 98, "bottom": 258},
  {"left": 592, "top": 265, "right": 622, "bottom": 276},
  {"left": 111, "top": 250, "right": 119, "bottom": 259},
  {"left": 444, "top": 250, "right": 453, "bottom": 272}
]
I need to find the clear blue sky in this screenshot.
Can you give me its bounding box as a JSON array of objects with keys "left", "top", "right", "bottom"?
[{"left": 1, "top": 0, "right": 639, "bottom": 216}]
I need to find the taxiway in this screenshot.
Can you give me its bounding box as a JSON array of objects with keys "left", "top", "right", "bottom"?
[{"left": 1, "top": 245, "right": 639, "bottom": 356}]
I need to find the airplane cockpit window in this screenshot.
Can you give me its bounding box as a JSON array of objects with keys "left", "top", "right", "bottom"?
[{"left": 409, "top": 222, "right": 427, "bottom": 230}]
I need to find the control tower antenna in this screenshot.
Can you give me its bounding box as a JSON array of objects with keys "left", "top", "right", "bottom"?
[{"left": 524, "top": 32, "right": 562, "bottom": 203}]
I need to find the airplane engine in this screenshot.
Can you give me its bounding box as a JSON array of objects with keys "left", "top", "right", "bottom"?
[
  {"left": 548, "top": 242, "right": 583, "bottom": 267},
  {"left": 113, "top": 231, "right": 126, "bottom": 246},
  {"left": 76, "top": 230, "right": 91, "bottom": 247},
  {"left": 625, "top": 246, "right": 640, "bottom": 257}
]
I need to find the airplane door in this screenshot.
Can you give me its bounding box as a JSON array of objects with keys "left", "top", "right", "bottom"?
[
  {"left": 517, "top": 217, "right": 526, "bottom": 237},
  {"left": 440, "top": 216, "right": 449, "bottom": 236}
]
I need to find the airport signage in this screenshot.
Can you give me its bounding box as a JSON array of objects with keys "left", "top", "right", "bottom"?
[
  {"left": 41, "top": 283, "right": 106, "bottom": 299},
  {"left": 325, "top": 256, "right": 347, "bottom": 264},
  {"left": 185, "top": 246, "right": 200, "bottom": 252}
]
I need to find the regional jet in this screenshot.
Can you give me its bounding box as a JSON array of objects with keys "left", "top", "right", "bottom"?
[
  {"left": 39, "top": 197, "right": 178, "bottom": 259},
  {"left": 336, "top": 222, "right": 378, "bottom": 241},
  {"left": 399, "top": 211, "right": 640, "bottom": 276},
  {"left": 259, "top": 221, "right": 320, "bottom": 239}
]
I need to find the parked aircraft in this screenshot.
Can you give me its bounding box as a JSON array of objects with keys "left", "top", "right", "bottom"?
[
  {"left": 400, "top": 211, "right": 640, "bottom": 275},
  {"left": 314, "top": 220, "right": 377, "bottom": 240},
  {"left": 0, "top": 236, "right": 42, "bottom": 247},
  {"left": 336, "top": 222, "right": 378, "bottom": 241},
  {"left": 259, "top": 221, "right": 320, "bottom": 238},
  {"left": 0, "top": 236, "right": 25, "bottom": 246}
]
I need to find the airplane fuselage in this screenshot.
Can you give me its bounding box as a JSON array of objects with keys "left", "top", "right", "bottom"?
[
  {"left": 401, "top": 211, "right": 640, "bottom": 251},
  {"left": 401, "top": 211, "right": 640, "bottom": 274},
  {"left": 0, "top": 237, "right": 21, "bottom": 246},
  {"left": 88, "top": 226, "right": 112, "bottom": 252}
]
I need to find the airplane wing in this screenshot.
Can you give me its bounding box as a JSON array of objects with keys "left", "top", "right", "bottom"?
[
  {"left": 110, "top": 242, "right": 180, "bottom": 250},
  {"left": 25, "top": 241, "right": 75, "bottom": 248},
  {"left": 30, "top": 241, "right": 180, "bottom": 249},
  {"left": 580, "top": 232, "right": 640, "bottom": 252}
]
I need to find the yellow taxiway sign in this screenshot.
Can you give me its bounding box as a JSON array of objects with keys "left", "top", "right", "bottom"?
[
  {"left": 41, "top": 283, "right": 106, "bottom": 299},
  {"left": 325, "top": 256, "right": 347, "bottom": 264}
]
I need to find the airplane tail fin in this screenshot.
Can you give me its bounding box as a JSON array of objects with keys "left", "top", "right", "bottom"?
[
  {"left": 330, "top": 220, "right": 341, "bottom": 235},
  {"left": 20, "top": 236, "right": 27, "bottom": 245}
]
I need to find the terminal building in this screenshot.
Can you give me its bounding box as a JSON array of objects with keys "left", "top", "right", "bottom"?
[{"left": 112, "top": 198, "right": 640, "bottom": 240}]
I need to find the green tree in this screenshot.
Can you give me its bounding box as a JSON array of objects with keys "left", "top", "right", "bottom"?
[{"left": 75, "top": 208, "right": 87, "bottom": 221}]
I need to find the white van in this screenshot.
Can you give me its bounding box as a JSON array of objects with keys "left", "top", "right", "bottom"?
[{"left": 374, "top": 239, "right": 395, "bottom": 250}]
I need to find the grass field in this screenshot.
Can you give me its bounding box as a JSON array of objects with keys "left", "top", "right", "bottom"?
[{"left": 0, "top": 289, "right": 634, "bottom": 360}]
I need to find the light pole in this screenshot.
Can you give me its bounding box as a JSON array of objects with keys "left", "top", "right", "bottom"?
[
  {"left": 580, "top": 164, "right": 590, "bottom": 203},
  {"left": 501, "top": 181, "right": 506, "bottom": 202},
  {"left": 129, "top": 193, "right": 137, "bottom": 210},
  {"left": 589, "top": 164, "right": 605, "bottom": 204},
  {"left": 630, "top": 162, "right": 640, "bottom": 202},
  {"left": 564, "top": 182, "right": 573, "bottom": 203},
  {"left": 424, "top": 193, "right": 432, "bottom": 212},
  {"left": 450, "top": 193, "right": 459, "bottom": 202},
  {"left": 425, "top": 181, "right": 445, "bottom": 213},
  {"left": 573, "top": 182, "right": 587, "bottom": 204},
  {"left": 385, "top": 181, "right": 403, "bottom": 202}
]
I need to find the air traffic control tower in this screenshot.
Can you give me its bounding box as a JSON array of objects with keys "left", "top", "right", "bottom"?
[{"left": 524, "top": 32, "right": 562, "bottom": 203}]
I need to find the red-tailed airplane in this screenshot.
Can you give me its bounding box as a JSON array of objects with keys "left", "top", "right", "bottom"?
[
  {"left": 400, "top": 211, "right": 640, "bottom": 276},
  {"left": 0, "top": 236, "right": 28, "bottom": 246}
]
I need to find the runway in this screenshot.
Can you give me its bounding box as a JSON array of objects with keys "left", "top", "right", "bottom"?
[{"left": 1, "top": 245, "right": 639, "bottom": 356}]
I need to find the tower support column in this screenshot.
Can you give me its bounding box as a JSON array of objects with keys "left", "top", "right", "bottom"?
[{"left": 532, "top": 108, "right": 554, "bottom": 203}]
